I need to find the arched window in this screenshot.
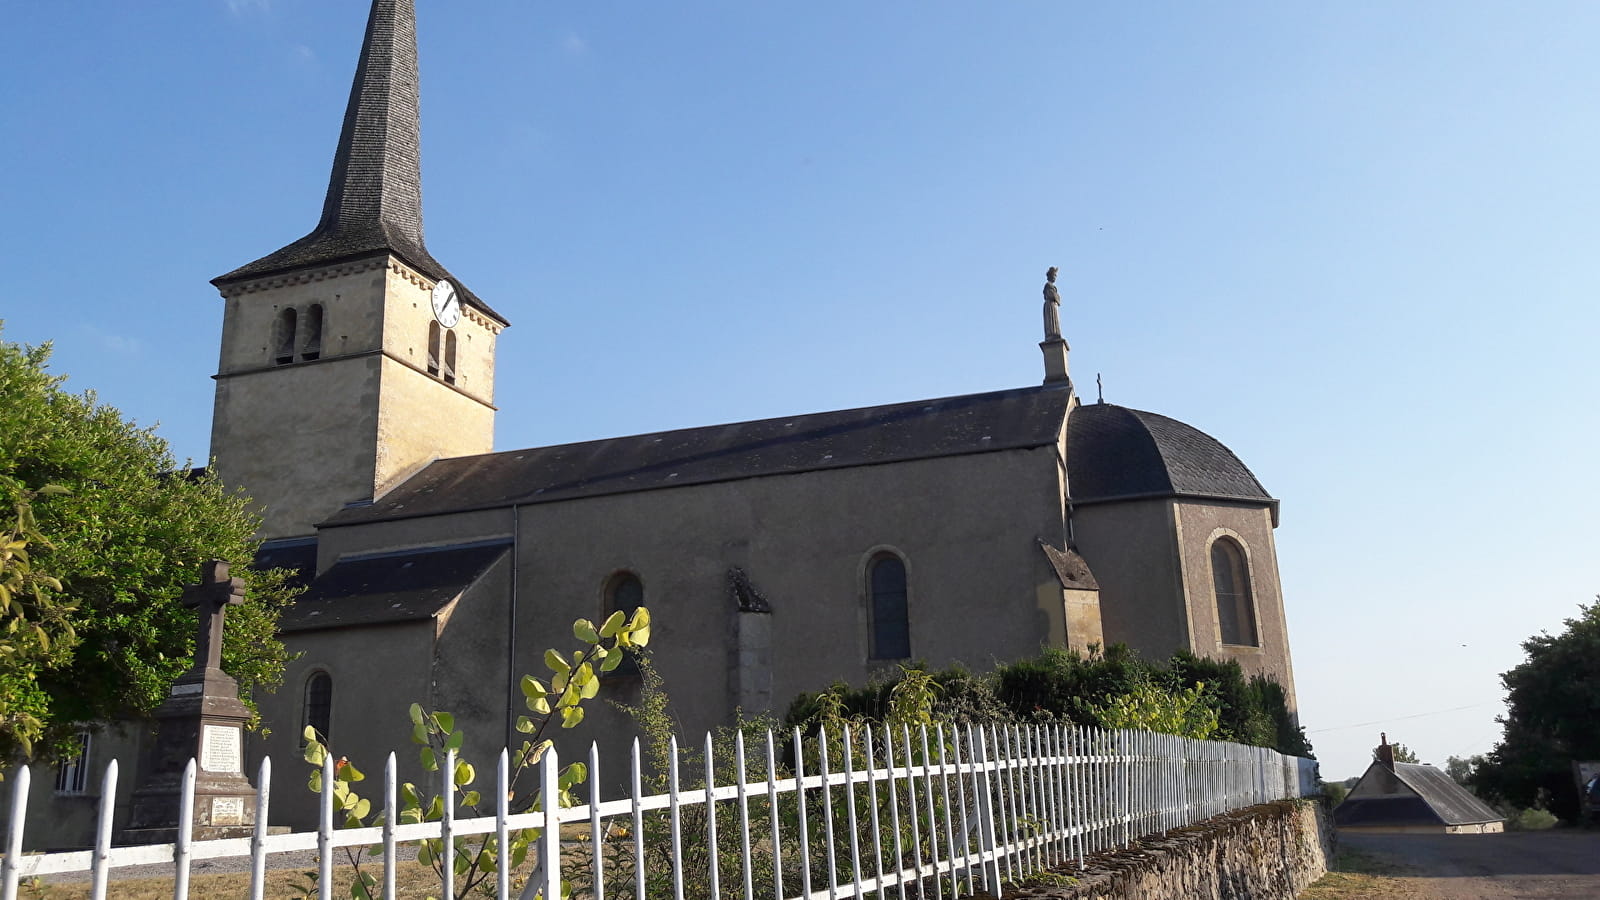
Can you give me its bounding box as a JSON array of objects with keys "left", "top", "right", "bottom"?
[
  {"left": 606, "top": 572, "right": 644, "bottom": 621},
  {"left": 443, "top": 330, "right": 458, "bottom": 384},
  {"left": 426, "top": 322, "right": 442, "bottom": 377},
  {"left": 303, "top": 671, "right": 333, "bottom": 744},
  {"left": 274, "top": 307, "right": 298, "bottom": 365},
  {"left": 868, "top": 552, "right": 910, "bottom": 659},
  {"left": 1210, "top": 539, "right": 1259, "bottom": 646},
  {"left": 301, "top": 304, "right": 324, "bottom": 361}
]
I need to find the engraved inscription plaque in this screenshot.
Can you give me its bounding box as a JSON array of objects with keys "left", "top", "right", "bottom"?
[
  {"left": 212, "top": 796, "right": 245, "bottom": 826},
  {"left": 201, "top": 724, "right": 242, "bottom": 774}
]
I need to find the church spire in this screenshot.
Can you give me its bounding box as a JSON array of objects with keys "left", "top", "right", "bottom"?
[
  {"left": 317, "top": 0, "right": 427, "bottom": 259},
  {"left": 214, "top": 0, "right": 504, "bottom": 324}
]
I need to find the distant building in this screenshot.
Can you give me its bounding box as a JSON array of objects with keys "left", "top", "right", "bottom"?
[{"left": 1334, "top": 736, "right": 1504, "bottom": 834}]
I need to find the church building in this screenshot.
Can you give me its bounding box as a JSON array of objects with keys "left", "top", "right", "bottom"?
[{"left": 159, "top": 0, "right": 1302, "bottom": 829}]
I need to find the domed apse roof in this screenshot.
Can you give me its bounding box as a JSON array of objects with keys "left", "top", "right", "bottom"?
[{"left": 1065, "top": 402, "right": 1276, "bottom": 514}]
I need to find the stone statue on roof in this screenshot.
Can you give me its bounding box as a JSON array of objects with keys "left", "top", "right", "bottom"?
[{"left": 1042, "top": 266, "right": 1062, "bottom": 342}]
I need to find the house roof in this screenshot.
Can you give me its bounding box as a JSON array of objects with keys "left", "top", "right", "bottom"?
[
  {"left": 325, "top": 383, "right": 1076, "bottom": 526},
  {"left": 1334, "top": 761, "right": 1504, "bottom": 828},
  {"left": 1065, "top": 402, "right": 1274, "bottom": 509},
  {"left": 212, "top": 0, "right": 504, "bottom": 325},
  {"left": 280, "top": 540, "right": 509, "bottom": 632}
]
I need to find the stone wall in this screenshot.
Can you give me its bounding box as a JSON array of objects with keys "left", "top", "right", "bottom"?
[{"left": 1012, "top": 800, "right": 1333, "bottom": 900}]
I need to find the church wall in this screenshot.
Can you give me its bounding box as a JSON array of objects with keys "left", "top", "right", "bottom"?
[
  {"left": 505, "top": 445, "right": 1070, "bottom": 785},
  {"left": 0, "top": 721, "right": 150, "bottom": 851},
  {"left": 1171, "top": 501, "right": 1297, "bottom": 707},
  {"left": 1070, "top": 499, "right": 1190, "bottom": 659},
  {"left": 210, "top": 355, "right": 383, "bottom": 539},
  {"left": 374, "top": 355, "right": 495, "bottom": 496},
  {"left": 247, "top": 620, "right": 436, "bottom": 828},
  {"left": 429, "top": 554, "right": 515, "bottom": 750}
]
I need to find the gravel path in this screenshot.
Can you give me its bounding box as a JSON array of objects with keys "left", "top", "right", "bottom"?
[{"left": 1338, "top": 830, "right": 1600, "bottom": 900}]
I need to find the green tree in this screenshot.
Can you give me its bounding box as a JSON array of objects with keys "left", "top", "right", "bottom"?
[
  {"left": 1386, "top": 742, "right": 1420, "bottom": 764},
  {"left": 0, "top": 330, "right": 293, "bottom": 761},
  {"left": 1445, "top": 754, "right": 1483, "bottom": 786},
  {"left": 0, "top": 485, "right": 75, "bottom": 758},
  {"left": 1472, "top": 599, "right": 1600, "bottom": 821}
]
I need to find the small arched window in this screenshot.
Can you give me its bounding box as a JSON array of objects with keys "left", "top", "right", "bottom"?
[
  {"left": 301, "top": 304, "right": 324, "bottom": 361},
  {"left": 274, "top": 307, "right": 298, "bottom": 365},
  {"left": 1211, "top": 539, "right": 1259, "bottom": 646},
  {"left": 443, "top": 330, "right": 458, "bottom": 384},
  {"left": 606, "top": 572, "right": 644, "bottom": 621},
  {"left": 868, "top": 552, "right": 910, "bottom": 659},
  {"left": 427, "top": 322, "right": 442, "bottom": 377},
  {"left": 303, "top": 671, "right": 333, "bottom": 744}
]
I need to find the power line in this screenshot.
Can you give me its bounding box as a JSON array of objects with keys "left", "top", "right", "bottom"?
[{"left": 1306, "top": 701, "right": 1500, "bottom": 734}]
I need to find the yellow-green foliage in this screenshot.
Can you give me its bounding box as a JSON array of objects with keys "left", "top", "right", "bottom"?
[
  {"left": 301, "top": 607, "right": 651, "bottom": 900},
  {"left": 1089, "top": 680, "right": 1220, "bottom": 740}
]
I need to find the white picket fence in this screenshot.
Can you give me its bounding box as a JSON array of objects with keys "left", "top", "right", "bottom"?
[{"left": 3, "top": 723, "right": 1317, "bottom": 900}]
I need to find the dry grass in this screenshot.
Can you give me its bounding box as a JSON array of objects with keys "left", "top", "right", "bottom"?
[
  {"left": 21, "top": 859, "right": 457, "bottom": 900},
  {"left": 1298, "top": 846, "right": 1418, "bottom": 899}
]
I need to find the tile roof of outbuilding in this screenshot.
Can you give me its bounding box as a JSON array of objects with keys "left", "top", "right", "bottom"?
[
  {"left": 1065, "top": 402, "right": 1274, "bottom": 508},
  {"left": 1333, "top": 761, "right": 1504, "bottom": 827},
  {"left": 324, "top": 383, "right": 1077, "bottom": 526},
  {"left": 212, "top": 0, "right": 505, "bottom": 325}
]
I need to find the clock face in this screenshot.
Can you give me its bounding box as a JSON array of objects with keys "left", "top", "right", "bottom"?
[{"left": 430, "top": 279, "right": 462, "bottom": 328}]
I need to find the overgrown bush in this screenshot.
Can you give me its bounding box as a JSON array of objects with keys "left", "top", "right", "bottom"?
[
  {"left": 1508, "top": 807, "right": 1559, "bottom": 831},
  {"left": 786, "top": 645, "right": 1313, "bottom": 756}
]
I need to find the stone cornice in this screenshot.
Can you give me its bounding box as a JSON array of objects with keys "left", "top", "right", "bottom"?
[
  {"left": 214, "top": 256, "right": 389, "bottom": 299},
  {"left": 213, "top": 255, "right": 504, "bottom": 335}
]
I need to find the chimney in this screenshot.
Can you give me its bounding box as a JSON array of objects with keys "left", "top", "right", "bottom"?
[{"left": 1375, "top": 732, "right": 1395, "bottom": 770}]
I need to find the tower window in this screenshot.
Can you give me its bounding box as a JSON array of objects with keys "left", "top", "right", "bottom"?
[
  {"left": 303, "top": 670, "right": 333, "bottom": 744},
  {"left": 443, "top": 330, "right": 458, "bottom": 385},
  {"left": 274, "top": 307, "right": 298, "bottom": 365},
  {"left": 867, "top": 552, "right": 910, "bottom": 659},
  {"left": 301, "top": 304, "right": 324, "bottom": 361},
  {"left": 427, "top": 322, "right": 441, "bottom": 377},
  {"left": 1211, "top": 538, "right": 1259, "bottom": 647}
]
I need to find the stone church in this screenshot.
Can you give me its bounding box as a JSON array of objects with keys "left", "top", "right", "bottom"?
[{"left": 44, "top": 0, "right": 1302, "bottom": 834}]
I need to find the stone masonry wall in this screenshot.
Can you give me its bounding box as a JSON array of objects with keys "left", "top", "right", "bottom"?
[{"left": 1010, "top": 800, "right": 1333, "bottom": 900}]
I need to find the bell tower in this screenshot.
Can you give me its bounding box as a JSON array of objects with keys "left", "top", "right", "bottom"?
[{"left": 208, "top": 0, "right": 509, "bottom": 540}]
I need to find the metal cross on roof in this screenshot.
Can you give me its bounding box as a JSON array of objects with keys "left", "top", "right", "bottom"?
[{"left": 180, "top": 559, "right": 247, "bottom": 671}]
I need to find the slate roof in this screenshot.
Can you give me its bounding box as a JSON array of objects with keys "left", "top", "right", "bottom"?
[
  {"left": 1334, "top": 762, "right": 1504, "bottom": 828},
  {"left": 254, "top": 537, "right": 319, "bottom": 590},
  {"left": 213, "top": 0, "right": 505, "bottom": 325},
  {"left": 1065, "top": 403, "right": 1273, "bottom": 507},
  {"left": 326, "top": 384, "right": 1077, "bottom": 526},
  {"left": 281, "top": 540, "right": 509, "bottom": 632}
]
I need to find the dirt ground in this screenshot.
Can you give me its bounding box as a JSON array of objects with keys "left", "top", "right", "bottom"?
[{"left": 1304, "top": 830, "right": 1600, "bottom": 900}]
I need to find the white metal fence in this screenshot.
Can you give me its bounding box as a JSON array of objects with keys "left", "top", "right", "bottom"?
[{"left": 3, "top": 723, "right": 1317, "bottom": 900}]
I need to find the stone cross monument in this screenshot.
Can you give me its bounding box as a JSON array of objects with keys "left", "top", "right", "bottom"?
[{"left": 122, "top": 560, "right": 261, "bottom": 843}]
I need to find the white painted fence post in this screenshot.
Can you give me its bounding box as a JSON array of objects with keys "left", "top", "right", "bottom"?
[
  {"left": 174, "top": 759, "right": 196, "bottom": 900},
  {"left": 91, "top": 759, "right": 117, "bottom": 900},
  {"left": 973, "top": 725, "right": 1001, "bottom": 897},
  {"left": 318, "top": 753, "right": 333, "bottom": 899},
  {"left": 537, "top": 745, "right": 561, "bottom": 900},
  {"left": 2, "top": 765, "right": 29, "bottom": 900},
  {"left": 247, "top": 757, "right": 268, "bottom": 900}
]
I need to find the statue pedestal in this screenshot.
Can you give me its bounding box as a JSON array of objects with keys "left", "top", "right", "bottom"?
[
  {"left": 1040, "top": 337, "right": 1070, "bottom": 384},
  {"left": 119, "top": 665, "right": 260, "bottom": 844}
]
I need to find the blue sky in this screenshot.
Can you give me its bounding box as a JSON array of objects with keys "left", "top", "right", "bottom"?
[{"left": 4, "top": 1, "right": 1597, "bottom": 780}]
